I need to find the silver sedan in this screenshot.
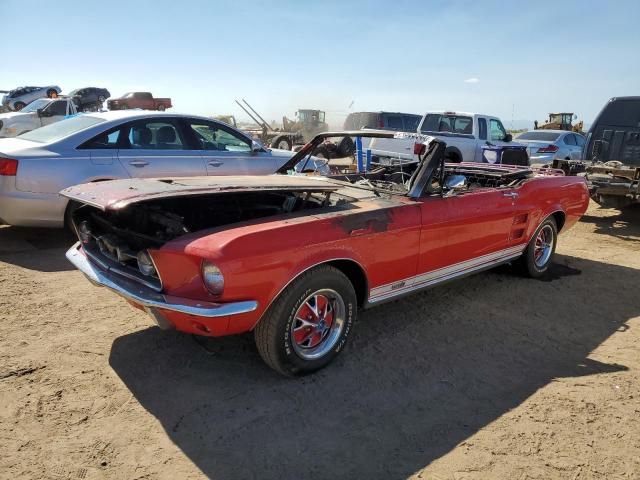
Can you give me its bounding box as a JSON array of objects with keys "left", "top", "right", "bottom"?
[
  {"left": 516, "top": 129, "right": 586, "bottom": 164},
  {"left": 0, "top": 111, "right": 301, "bottom": 227},
  {"left": 2, "top": 86, "right": 62, "bottom": 111}
]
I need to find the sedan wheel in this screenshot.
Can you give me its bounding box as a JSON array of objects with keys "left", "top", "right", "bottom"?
[
  {"left": 13, "top": 102, "right": 26, "bottom": 111},
  {"left": 157, "top": 105, "right": 166, "bottom": 111}
]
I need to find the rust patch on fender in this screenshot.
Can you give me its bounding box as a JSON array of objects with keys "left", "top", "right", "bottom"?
[{"left": 332, "top": 207, "right": 395, "bottom": 234}]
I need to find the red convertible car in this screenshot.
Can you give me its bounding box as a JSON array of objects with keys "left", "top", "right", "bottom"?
[{"left": 63, "top": 132, "right": 589, "bottom": 376}]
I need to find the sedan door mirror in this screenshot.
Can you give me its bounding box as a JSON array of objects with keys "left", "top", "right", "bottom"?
[
  {"left": 36, "top": 108, "right": 48, "bottom": 117},
  {"left": 251, "top": 140, "right": 263, "bottom": 154}
]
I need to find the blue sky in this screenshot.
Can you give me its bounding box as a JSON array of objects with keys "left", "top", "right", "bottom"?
[{"left": 3, "top": 0, "right": 639, "bottom": 128}]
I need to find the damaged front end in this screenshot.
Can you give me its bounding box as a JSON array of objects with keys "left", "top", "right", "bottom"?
[{"left": 61, "top": 176, "right": 355, "bottom": 334}]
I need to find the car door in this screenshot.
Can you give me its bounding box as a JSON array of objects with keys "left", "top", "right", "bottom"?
[
  {"left": 136, "top": 93, "right": 153, "bottom": 110},
  {"left": 474, "top": 117, "right": 489, "bottom": 161},
  {"left": 564, "top": 133, "right": 582, "bottom": 159},
  {"left": 116, "top": 118, "right": 207, "bottom": 178},
  {"left": 416, "top": 187, "right": 520, "bottom": 281},
  {"left": 40, "top": 100, "right": 69, "bottom": 126},
  {"left": 182, "top": 118, "right": 277, "bottom": 175},
  {"left": 488, "top": 118, "right": 511, "bottom": 147},
  {"left": 574, "top": 133, "right": 586, "bottom": 159}
]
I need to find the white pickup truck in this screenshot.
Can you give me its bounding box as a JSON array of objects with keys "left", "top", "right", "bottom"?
[
  {"left": 364, "top": 111, "right": 517, "bottom": 163},
  {"left": 0, "top": 97, "right": 78, "bottom": 138}
]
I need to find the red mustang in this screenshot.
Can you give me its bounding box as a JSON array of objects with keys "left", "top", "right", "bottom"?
[{"left": 63, "top": 132, "right": 589, "bottom": 376}]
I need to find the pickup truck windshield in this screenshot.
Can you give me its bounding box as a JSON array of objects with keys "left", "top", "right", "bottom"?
[
  {"left": 21, "top": 99, "right": 50, "bottom": 113},
  {"left": 19, "top": 116, "right": 105, "bottom": 143}
]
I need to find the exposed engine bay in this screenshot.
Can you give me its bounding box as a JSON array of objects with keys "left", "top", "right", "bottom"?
[
  {"left": 73, "top": 190, "right": 350, "bottom": 247},
  {"left": 71, "top": 189, "right": 357, "bottom": 291}
]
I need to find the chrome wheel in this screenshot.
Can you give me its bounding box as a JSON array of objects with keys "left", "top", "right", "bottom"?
[
  {"left": 276, "top": 140, "right": 290, "bottom": 150},
  {"left": 534, "top": 224, "right": 554, "bottom": 268},
  {"left": 290, "top": 289, "right": 346, "bottom": 360}
]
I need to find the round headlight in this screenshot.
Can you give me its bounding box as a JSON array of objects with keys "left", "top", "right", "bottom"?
[
  {"left": 202, "top": 261, "right": 224, "bottom": 295},
  {"left": 137, "top": 250, "right": 156, "bottom": 276}
]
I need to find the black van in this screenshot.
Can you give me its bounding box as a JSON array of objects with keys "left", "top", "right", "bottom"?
[
  {"left": 343, "top": 111, "right": 421, "bottom": 131},
  {"left": 584, "top": 96, "right": 640, "bottom": 166}
]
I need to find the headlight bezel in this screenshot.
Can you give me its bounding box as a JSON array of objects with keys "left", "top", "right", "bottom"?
[
  {"left": 137, "top": 250, "right": 157, "bottom": 277},
  {"left": 202, "top": 260, "right": 224, "bottom": 295}
]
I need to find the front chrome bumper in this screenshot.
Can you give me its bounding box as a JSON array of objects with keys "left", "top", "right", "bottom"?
[{"left": 66, "top": 242, "right": 258, "bottom": 318}]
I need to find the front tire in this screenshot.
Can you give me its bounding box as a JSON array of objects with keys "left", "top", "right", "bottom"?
[
  {"left": 13, "top": 101, "right": 26, "bottom": 111},
  {"left": 516, "top": 217, "right": 557, "bottom": 277},
  {"left": 157, "top": 105, "right": 166, "bottom": 111},
  {"left": 255, "top": 265, "right": 357, "bottom": 376}
]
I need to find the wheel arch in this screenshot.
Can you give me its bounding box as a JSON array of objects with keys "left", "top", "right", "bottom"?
[
  {"left": 550, "top": 210, "right": 566, "bottom": 232},
  {"left": 325, "top": 259, "right": 369, "bottom": 307},
  {"left": 251, "top": 257, "right": 369, "bottom": 331},
  {"left": 444, "top": 146, "right": 462, "bottom": 162}
]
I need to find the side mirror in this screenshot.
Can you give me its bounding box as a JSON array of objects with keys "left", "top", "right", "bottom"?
[
  {"left": 251, "top": 140, "right": 262, "bottom": 154},
  {"left": 504, "top": 133, "right": 513, "bottom": 142},
  {"left": 444, "top": 174, "right": 467, "bottom": 195},
  {"left": 37, "top": 108, "right": 45, "bottom": 117}
]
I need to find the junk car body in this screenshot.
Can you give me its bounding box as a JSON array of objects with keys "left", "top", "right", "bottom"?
[
  {"left": 63, "top": 132, "right": 589, "bottom": 376},
  {"left": 2, "top": 85, "right": 62, "bottom": 111}
]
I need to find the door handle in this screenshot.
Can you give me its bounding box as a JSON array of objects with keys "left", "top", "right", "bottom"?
[
  {"left": 128, "top": 160, "right": 149, "bottom": 167},
  {"left": 503, "top": 192, "right": 518, "bottom": 199},
  {"left": 208, "top": 160, "right": 223, "bottom": 167}
]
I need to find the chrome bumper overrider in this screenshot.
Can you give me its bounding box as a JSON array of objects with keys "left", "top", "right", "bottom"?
[{"left": 66, "top": 242, "right": 258, "bottom": 318}]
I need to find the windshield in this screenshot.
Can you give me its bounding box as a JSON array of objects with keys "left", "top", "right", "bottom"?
[
  {"left": 19, "top": 115, "right": 106, "bottom": 143},
  {"left": 123, "top": 92, "right": 134, "bottom": 98},
  {"left": 517, "top": 131, "right": 561, "bottom": 141},
  {"left": 21, "top": 99, "right": 51, "bottom": 113}
]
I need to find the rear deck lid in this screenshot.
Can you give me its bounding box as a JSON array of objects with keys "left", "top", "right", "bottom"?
[{"left": 60, "top": 175, "right": 341, "bottom": 211}]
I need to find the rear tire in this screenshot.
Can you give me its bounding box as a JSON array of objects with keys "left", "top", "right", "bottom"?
[
  {"left": 445, "top": 148, "right": 462, "bottom": 163},
  {"left": 515, "top": 217, "right": 557, "bottom": 278},
  {"left": 272, "top": 136, "right": 292, "bottom": 151},
  {"left": 47, "top": 89, "right": 58, "bottom": 98},
  {"left": 254, "top": 265, "right": 357, "bottom": 376},
  {"left": 157, "top": 105, "right": 166, "bottom": 111},
  {"left": 337, "top": 136, "right": 355, "bottom": 157}
]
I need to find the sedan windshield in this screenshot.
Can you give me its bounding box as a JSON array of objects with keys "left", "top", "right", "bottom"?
[
  {"left": 21, "top": 99, "right": 51, "bottom": 113},
  {"left": 19, "top": 115, "right": 106, "bottom": 143},
  {"left": 517, "top": 131, "right": 562, "bottom": 141}
]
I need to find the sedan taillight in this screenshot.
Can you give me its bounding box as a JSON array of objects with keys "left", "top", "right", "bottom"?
[
  {"left": 0, "top": 158, "right": 18, "bottom": 176},
  {"left": 537, "top": 145, "right": 559, "bottom": 153}
]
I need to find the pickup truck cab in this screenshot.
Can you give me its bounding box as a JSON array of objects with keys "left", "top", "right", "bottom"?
[
  {"left": 0, "top": 97, "right": 78, "bottom": 138},
  {"left": 365, "top": 111, "right": 516, "bottom": 163},
  {"left": 107, "top": 92, "right": 172, "bottom": 111}
]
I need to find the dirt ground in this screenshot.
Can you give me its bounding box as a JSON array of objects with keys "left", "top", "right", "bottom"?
[{"left": 1, "top": 202, "right": 639, "bottom": 480}]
